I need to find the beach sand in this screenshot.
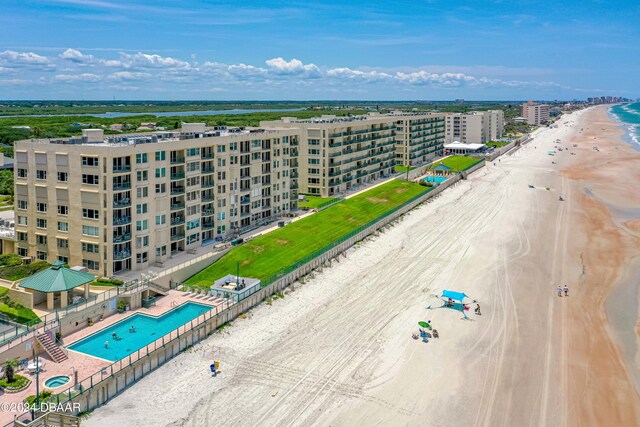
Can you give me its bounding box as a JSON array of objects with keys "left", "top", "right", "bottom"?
[{"left": 84, "top": 106, "right": 640, "bottom": 427}]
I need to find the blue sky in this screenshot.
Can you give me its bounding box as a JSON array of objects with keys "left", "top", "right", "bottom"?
[{"left": 0, "top": 0, "right": 638, "bottom": 100}]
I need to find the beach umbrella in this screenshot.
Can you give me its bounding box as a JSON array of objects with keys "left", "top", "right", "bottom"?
[{"left": 418, "top": 321, "right": 431, "bottom": 329}]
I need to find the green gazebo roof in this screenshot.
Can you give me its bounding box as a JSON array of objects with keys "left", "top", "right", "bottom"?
[{"left": 20, "top": 263, "right": 95, "bottom": 293}]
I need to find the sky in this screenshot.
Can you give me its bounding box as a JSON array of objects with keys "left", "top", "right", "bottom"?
[{"left": 0, "top": 0, "right": 638, "bottom": 100}]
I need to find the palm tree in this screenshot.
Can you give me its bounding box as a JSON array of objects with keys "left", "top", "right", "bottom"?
[{"left": 4, "top": 359, "right": 18, "bottom": 383}]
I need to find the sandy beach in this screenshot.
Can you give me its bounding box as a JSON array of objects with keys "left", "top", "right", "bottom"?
[{"left": 84, "top": 105, "right": 640, "bottom": 427}]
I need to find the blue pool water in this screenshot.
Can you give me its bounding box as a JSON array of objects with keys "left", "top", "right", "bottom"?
[
  {"left": 424, "top": 176, "right": 447, "bottom": 184},
  {"left": 44, "top": 375, "right": 70, "bottom": 388},
  {"left": 68, "top": 302, "right": 213, "bottom": 361}
]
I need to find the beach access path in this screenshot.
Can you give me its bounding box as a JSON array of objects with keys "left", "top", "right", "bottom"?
[{"left": 85, "top": 106, "right": 640, "bottom": 427}]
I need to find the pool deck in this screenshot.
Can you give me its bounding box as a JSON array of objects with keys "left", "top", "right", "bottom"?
[{"left": 0, "top": 290, "right": 228, "bottom": 426}]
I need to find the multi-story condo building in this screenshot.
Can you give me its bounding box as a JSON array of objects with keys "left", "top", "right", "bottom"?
[
  {"left": 260, "top": 115, "right": 397, "bottom": 198},
  {"left": 521, "top": 101, "right": 550, "bottom": 125},
  {"left": 388, "top": 112, "right": 446, "bottom": 167},
  {"left": 261, "top": 113, "right": 446, "bottom": 197},
  {"left": 444, "top": 110, "right": 504, "bottom": 144},
  {"left": 14, "top": 125, "right": 300, "bottom": 277}
]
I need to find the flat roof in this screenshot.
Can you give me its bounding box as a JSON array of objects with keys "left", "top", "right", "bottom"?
[{"left": 444, "top": 142, "right": 486, "bottom": 151}]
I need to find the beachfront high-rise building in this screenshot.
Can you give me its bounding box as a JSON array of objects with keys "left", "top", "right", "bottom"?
[
  {"left": 261, "top": 112, "right": 445, "bottom": 197},
  {"left": 260, "top": 115, "right": 397, "bottom": 198},
  {"left": 521, "top": 101, "right": 550, "bottom": 125},
  {"left": 14, "top": 126, "right": 300, "bottom": 276},
  {"left": 388, "top": 112, "right": 446, "bottom": 167},
  {"left": 444, "top": 110, "right": 504, "bottom": 144}
]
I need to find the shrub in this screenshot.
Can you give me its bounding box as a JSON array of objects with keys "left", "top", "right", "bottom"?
[
  {"left": 0, "top": 253, "right": 23, "bottom": 268},
  {"left": 24, "top": 390, "right": 53, "bottom": 405},
  {"left": 0, "top": 261, "right": 50, "bottom": 281},
  {"left": 0, "top": 373, "right": 29, "bottom": 391}
]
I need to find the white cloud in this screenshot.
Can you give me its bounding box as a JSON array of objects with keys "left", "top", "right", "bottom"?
[
  {"left": 59, "top": 48, "right": 95, "bottom": 64},
  {"left": 55, "top": 73, "right": 101, "bottom": 82},
  {"left": 118, "top": 52, "right": 191, "bottom": 70},
  {"left": 327, "top": 67, "right": 392, "bottom": 81},
  {"left": 0, "top": 50, "right": 53, "bottom": 69},
  {"left": 108, "top": 71, "right": 151, "bottom": 81},
  {"left": 265, "top": 57, "right": 321, "bottom": 77}
]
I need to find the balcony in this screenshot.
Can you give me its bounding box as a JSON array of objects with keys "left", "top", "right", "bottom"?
[
  {"left": 201, "top": 167, "right": 214, "bottom": 174},
  {"left": 201, "top": 181, "right": 214, "bottom": 189},
  {"left": 170, "top": 186, "right": 185, "bottom": 195},
  {"left": 170, "top": 202, "right": 185, "bottom": 211},
  {"left": 201, "top": 152, "right": 215, "bottom": 159},
  {"left": 112, "top": 165, "right": 131, "bottom": 173},
  {"left": 113, "top": 198, "right": 131, "bottom": 208},
  {"left": 170, "top": 233, "right": 185, "bottom": 241},
  {"left": 170, "top": 216, "right": 185, "bottom": 225},
  {"left": 113, "top": 216, "right": 131, "bottom": 226},
  {"left": 290, "top": 172, "right": 299, "bottom": 178},
  {"left": 240, "top": 197, "right": 250, "bottom": 205},
  {"left": 202, "top": 221, "right": 214, "bottom": 230},
  {"left": 113, "top": 182, "right": 131, "bottom": 191},
  {"left": 201, "top": 195, "right": 214, "bottom": 202},
  {"left": 170, "top": 157, "right": 185, "bottom": 164},
  {"left": 170, "top": 172, "right": 185, "bottom": 180},
  {"left": 113, "top": 250, "right": 131, "bottom": 260},
  {"left": 290, "top": 183, "right": 299, "bottom": 189},
  {"left": 202, "top": 208, "right": 215, "bottom": 216},
  {"left": 113, "top": 233, "right": 131, "bottom": 243}
]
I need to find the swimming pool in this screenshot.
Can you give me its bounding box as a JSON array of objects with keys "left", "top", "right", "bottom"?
[
  {"left": 68, "top": 302, "right": 213, "bottom": 361},
  {"left": 424, "top": 176, "right": 447, "bottom": 184}
]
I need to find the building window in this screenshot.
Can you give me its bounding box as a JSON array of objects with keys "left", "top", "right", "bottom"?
[
  {"left": 187, "top": 162, "right": 200, "bottom": 172},
  {"left": 136, "top": 153, "right": 148, "bottom": 164},
  {"left": 136, "top": 170, "right": 148, "bottom": 182},
  {"left": 187, "top": 233, "right": 199, "bottom": 244},
  {"left": 155, "top": 214, "right": 166, "bottom": 225},
  {"left": 309, "top": 158, "right": 320, "bottom": 165},
  {"left": 36, "top": 235, "right": 47, "bottom": 245},
  {"left": 82, "top": 174, "right": 99, "bottom": 185},
  {"left": 136, "top": 220, "right": 148, "bottom": 231},
  {"left": 217, "top": 185, "right": 226, "bottom": 194},
  {"left": 136, "top": 252, "right": 148, "bottom": 263},
  {"left": 57, "top": 205, "right": 68, "bottom": 215},
  {"left": 155, "top": 168, "right": 166, "bottom": 178},
  {"left": 136, "top": 203, "right": 148, "bottom": 215},
  {"left": 83, "top": 259, "right": 99, "bottom": 270},
  {"left": 216, "top": 145, "right": 226, "bottom": 153},
  {"left": 82, "top": 242, "right": 99, "bottom": 253},
  {"left": 36, "top": 170, "right": 47, "bottom": 180},
  {"left": 17, "top": 200, "right": 28, "bottom": 210},
  {"left": 186, "top": 148, "right": 199, "bottom": 156},
  {"left": 17, "top": 216, "right": 27, "bottom": 226},
  {"left": 155, "top": 245, "right": 167, "bottom": 256},
  {"left": 155, "top": 183, "right": 166, "bottom": 194},
  {"left": 217, "top": 212, "right": 225, "bottom": 221},
  {"left": 308, "top": 168, "right": 320, "bottom": 175},
  {"left": 58, "top": 221, "right": 68, "bottom": 232},
  {"left": 57, "top": 171, "right": 68, "bottom": 182},
  {"left": 17, "top": 232, "right": 27, "bottom": 241},
  {"left": 136, "top": 236, "right": 149, "bottom": 249},
  {"left": 17, "top": 168, "right": 27, "bottom": 178},
  {"left": 308, "top": 149, "right": 320, "bottom": 155},
  {"left": 36, "top": 218, "right": 47, "bottom": 229},
  {"left": 57, "top": 256, "right": 69, "bottom": 264},
  {"left": 155, "top": 151, "right": 165, "bottom": 161},
  {"left": 136, "top": 187, "right": 148, "bottom": 198},
  {"left": 216, "top": 225, "right": 226, "bottom": 235},
  {"left": 82, "top": 225, "right": 99, "bottom": 236},
  {"left": 186, "top": 219, "right": 200, "bottom": 231},
  {"left": 82, "top": 157, "right": 98, "bottom": 167},
  {"left": 36, "top": 251, "right": 47, "bottom": 261},
  {"left": 57, "top": 238, "right": 68, "bottom": 248},
  {"left": 82, "top": 208, "right": 99, "bottom": 219},
  {"left": 17, "top": 247, "right": 28, "bottom": 257},
  {"left": 217, "top": 171, "right": 226, "bottom": 180}
]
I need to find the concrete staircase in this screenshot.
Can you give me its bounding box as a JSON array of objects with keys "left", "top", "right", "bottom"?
[{"left": 36, "top": 332, "right": 68, "bottom": 363}]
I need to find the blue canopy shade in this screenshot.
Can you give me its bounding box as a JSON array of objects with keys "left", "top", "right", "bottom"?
[{"left": 442, "top": 290, "right": 470, "bottom": 302}]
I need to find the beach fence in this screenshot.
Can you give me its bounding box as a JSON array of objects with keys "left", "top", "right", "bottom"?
[{"left": 3, "top": 167, "right": 487, "bottom": 426}]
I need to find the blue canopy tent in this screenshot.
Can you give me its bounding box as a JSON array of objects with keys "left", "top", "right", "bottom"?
[
  {"left": 441, "top": 290, "right": 470, "bottom": 303},
  {"left": 427, "top": 290, "right": 476, "bottom": 319}
]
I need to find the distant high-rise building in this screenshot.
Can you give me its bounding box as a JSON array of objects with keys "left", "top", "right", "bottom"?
[{"left": 521, "top": 101, "right": 550, "bottom": 125}]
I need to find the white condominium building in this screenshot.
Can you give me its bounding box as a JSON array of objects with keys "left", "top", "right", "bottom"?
[
  {"left": 389, "top": 112, "right": 446, "bottom": 167},
  {"left": 14, "top": 125, "right": 300, "bottom": 277},
  {"left": 444, "top": 110, "right": 504, "bottom": 144},
  {"left": 521, "top": 101, "right": 550, "bottom": 125}
]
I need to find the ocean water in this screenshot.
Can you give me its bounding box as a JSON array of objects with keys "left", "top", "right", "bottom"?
[{"left": 610, "top": 102, "right": 640, "bottom": 150}]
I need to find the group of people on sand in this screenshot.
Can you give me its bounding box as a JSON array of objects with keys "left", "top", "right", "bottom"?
[
  {"left": 445, "top": 298, "right": 481, "bottom": 316},
  {"left": 557, "top": 284, "right": 569, "bottom": 297}
]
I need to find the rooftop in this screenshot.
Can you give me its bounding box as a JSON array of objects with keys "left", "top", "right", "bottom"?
[{"left": 19, "top": 261, "right": 95, "bottom": 293}]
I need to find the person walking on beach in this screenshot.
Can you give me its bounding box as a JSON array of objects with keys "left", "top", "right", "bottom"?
[
  {"left": 475, "top": 304, "right": 481, "bottom": 315},
  {"left": 557, "top": 285, "right": 563, "bottom": 297},
  {"left": 564, "top": 284, "right": 569, "bottom": 296}
]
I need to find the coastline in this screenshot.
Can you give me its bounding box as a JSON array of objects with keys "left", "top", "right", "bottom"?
[
  {"left": 83, "top": 106, "right": 640, "bottom": 427},
  {"left": 562, "top": 105, "right": 640, "bottom": 426}
]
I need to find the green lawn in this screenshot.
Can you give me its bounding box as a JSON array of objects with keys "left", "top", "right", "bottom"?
[
  {"left": 298, "top": 195, "right": 341, "bottom": 210},
  {"left": 432, "top": 155, "right": 482, "bottom": 172},
  {"left": 0, "top": 288, "right": 40, "bottom": 324},
  {"left": 394, "top": 165, "right": 416, "bottom": 173},
  {"left": 186, "top": 180, "right": 430, "bottom": 287},
  {"left": 0, "top": 261, "right": 50, "bottom": 281}
]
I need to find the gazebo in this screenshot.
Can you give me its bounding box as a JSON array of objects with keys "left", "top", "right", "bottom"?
[
  {"left": 19, "top": 261, "right": 95, "bottom": 310},
  {"left": 432, "top": 163, "right": 453, "bottom": 176}
]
